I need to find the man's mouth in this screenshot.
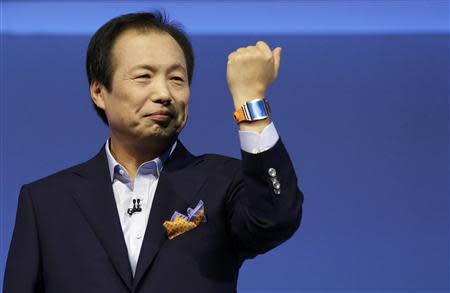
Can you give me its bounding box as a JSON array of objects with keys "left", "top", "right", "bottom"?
[
  {"left": 144, "top": 111, "right": 174, "bottom": 123},
  {"left": 148, "top": 114, "right": 172, "bottom": 122}
]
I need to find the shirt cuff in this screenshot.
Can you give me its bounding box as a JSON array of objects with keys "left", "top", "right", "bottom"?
[{"left": 239, "top": 122, "right": 280, "bottom": 154}]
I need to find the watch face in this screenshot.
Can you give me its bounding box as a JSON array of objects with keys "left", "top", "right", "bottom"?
[{"left": 247, "top": 99, "right": 270, "bottom": 120}]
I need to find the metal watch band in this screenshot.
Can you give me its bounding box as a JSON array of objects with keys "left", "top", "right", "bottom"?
[{"left": 233, "top": 98, "right": 271, "bottom": 123}]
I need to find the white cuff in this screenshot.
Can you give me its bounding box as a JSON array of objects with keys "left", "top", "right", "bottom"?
[{"left": 239, "top": 122, "right": 280, "bottom": 154}]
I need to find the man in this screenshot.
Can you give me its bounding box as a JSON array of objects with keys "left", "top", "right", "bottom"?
[{"left": 4, "top": 11, "right": 303, "bottom": 293}]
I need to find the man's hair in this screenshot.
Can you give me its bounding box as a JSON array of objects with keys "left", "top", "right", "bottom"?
[{"left": 86, "top": 11, "right": 195, "bottom": 125}]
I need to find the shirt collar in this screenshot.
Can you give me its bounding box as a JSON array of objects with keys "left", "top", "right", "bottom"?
[{"left": 105, "top": 139, "right": 177, "bottom": 182}]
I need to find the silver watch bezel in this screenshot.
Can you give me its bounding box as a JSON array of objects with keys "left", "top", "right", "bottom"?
[{"left": 242, "top": 98, "right": 271, "bottom": 121}]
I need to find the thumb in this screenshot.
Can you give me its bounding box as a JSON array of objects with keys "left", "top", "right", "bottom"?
[{"left": 272, "top": 47, "right": 282, "bottom": 80}]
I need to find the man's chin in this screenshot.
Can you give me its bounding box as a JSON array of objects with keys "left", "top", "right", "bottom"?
[
  {"left": 150, "top": 118, "right": 172, "bottom": 128},
  {"left": 129, "top": 121, "right": 181, "bottom": 143},
  {"left": 139, "top": 128, "right": 178, "bottom": 142}
]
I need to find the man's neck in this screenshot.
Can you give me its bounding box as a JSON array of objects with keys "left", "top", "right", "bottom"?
[{"left": 109, "top": 135, "right": 175, "bottom": 181}]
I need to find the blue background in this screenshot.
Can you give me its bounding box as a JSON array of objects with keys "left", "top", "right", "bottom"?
[{"left": 1, "top": 1, "right": 449, "bottom": 292}]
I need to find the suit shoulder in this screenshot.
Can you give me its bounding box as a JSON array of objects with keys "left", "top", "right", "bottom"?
[
  {"left": 23, "top": 157, "right": 94, "bottom": 191},
  {"left": 193, "top": 153, "right": 241, "bottom": 176},
  {"left": 197, "top": 153, "right": 240, "bottom": 165}
]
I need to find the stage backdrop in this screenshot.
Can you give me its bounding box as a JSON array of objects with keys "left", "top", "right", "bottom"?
[{"left": 1, "top": 1, "right": 449, "bottom": 292}]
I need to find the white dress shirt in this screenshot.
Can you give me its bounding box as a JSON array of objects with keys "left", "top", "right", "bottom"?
[{"left": 105, "top": 122, "right": 279, "bottom": 276}]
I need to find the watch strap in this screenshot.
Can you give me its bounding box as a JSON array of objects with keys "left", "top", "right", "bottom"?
[{"left": 233, "top": 107, "right": 246, "bottom": 123}]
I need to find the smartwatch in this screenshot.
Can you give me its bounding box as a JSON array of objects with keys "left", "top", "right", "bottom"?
[{"left": 233, "top": 98, "right": 271, "bottom": 124}]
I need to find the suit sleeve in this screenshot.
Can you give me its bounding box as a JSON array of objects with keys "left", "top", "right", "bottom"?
[
  {"left": 226, "top": 139, "right": 304, "bottom": 260},
  {"left": 3, "top": 184, "right": 44, "bottom": 293}
]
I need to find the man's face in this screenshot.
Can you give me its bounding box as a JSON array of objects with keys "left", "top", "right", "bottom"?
[{"left": 95, "top": 29, "right": 190, "bottom": 143}]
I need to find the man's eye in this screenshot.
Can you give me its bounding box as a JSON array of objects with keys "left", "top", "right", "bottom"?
[
  {"left": 171, "top": 76, "right": 184, "bottom": 82},
  {"left": 136, "top": 74, "right": 151, "bottom": 79}
]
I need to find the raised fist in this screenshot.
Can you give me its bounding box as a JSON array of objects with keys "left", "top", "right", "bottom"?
[{"left": 227, "top": 41, "right": 281, "bottom": 109}]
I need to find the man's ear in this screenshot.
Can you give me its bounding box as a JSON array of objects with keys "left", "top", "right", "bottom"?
[{"left": 90, "top": 81, "right": 107, "bottom": 110}]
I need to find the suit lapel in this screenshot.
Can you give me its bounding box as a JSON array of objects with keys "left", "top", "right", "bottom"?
[
  {"left": 71, "top": 147, "right": 133, "bottom": 291},
  {"left": 132, "top": 141, "right": 207, "bottom": 288},
  {"left": 68, "top": 141, "right": 206, "bottom": 291}
]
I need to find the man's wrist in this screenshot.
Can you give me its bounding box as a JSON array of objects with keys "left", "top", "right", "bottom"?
[
  {"left": 232, "top": 90, "right": 266, "bottom": 110},
  {"left": 238, "top": 118, "right": 271, "bottom": 133}
]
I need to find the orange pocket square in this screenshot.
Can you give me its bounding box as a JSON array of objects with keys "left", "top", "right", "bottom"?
[{"left": 163, "top": 200, "right": 206, "bottom": 240}]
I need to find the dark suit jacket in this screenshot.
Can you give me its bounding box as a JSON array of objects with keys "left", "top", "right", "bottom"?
[{"left": 4, "top": 139, "right": 303, "bottom": 293}]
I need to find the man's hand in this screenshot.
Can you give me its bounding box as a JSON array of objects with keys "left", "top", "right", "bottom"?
[
  {"left": 227, "top": 41, "right": 281, "bottom": 110},
  {"left": 227, "top": 41, "right": 281, "bottom": 132}
]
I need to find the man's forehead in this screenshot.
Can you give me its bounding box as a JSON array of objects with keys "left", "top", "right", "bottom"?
[
  {"left": 129, "top": 63, "right": 187, "bottom": 73},
  {"left": 114, "top": 28, "right": 179, "bottom": 50},
  {"left": 111, "top": 29, "right": 186, "bottom": 69}
]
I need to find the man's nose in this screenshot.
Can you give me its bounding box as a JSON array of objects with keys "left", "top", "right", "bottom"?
[{"left": 151, "top": 78, "right": 172, "bottom": 105}]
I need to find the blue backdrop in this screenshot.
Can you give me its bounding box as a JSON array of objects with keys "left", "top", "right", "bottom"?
[{"left": 1, "top": 1, "right": 449, "bottom": 292}]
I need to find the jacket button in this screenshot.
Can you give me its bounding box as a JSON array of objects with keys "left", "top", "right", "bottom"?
[
  {"left": 268, "top": 168, "right": 277, "bottom": 177},
  {"left": 273, "top": 181, "right": 281, "bottom": 190}
]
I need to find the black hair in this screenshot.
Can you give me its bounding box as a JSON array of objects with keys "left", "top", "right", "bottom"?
[{"left": 86, "top": 11, "right": 194, "bottom": 125}]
